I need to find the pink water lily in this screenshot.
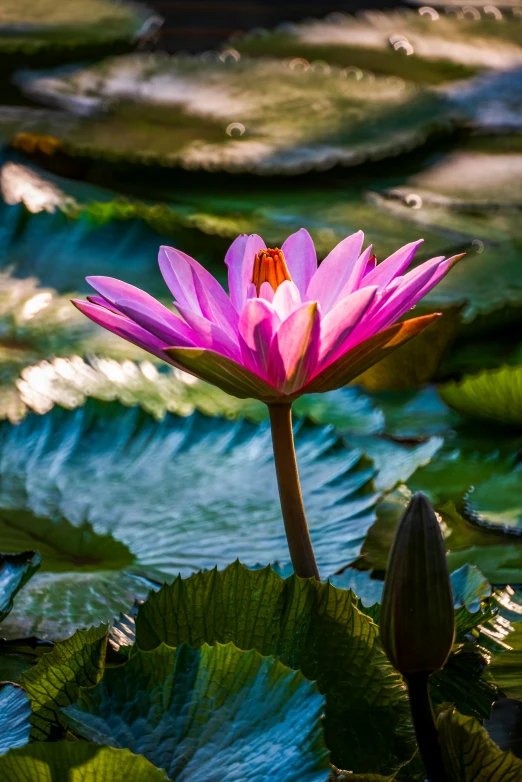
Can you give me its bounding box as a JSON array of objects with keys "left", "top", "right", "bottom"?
[{"left": 73, "top": 229, "right": 460, "bottom": 402}]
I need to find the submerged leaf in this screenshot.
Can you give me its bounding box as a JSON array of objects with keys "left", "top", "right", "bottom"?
[
  {"left": 0, "top": 551, "right": 40, "bottom": 623},
  {"left": 63, "top": 642, "right": 330, "bottom": 782}
]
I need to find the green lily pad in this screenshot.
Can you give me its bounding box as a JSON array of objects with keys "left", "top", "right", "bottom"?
[
  {"left": 451, "top": 564, "right": 492, "bottom": 612},
  {"left": 0, "top": 0, "right": 157, "bottom": 57},
  {"left": 439, "top": 707, "right": 522, "bottom": 781},
  {"left": 0, "top": 741, "right": 169, "bottom": 781},
  {"left": 491, "top": 625, "right": 522, "bottom": 700},
  {"left": 0, "top": 401, "right": 379, "bottom": 583},
  {"left": 231, "top": 11, "right": 522, "bottom": 84},
  {"left": 13, "top": 53, "right": 453, "bottom": 174},
  {"left": 369, "top": 192, "right": 522, "bottom": 324},
  {"left": 21, "top": 624, "right": 107, "bottom": 740},
  {"left": 0, "top": 550, "right": 40, "bottom": 622},
  {"left": 439, "top": 365, "right": 522, "bottom": 426},
  {"left": 63, "top": 642, "right": 330, "bottom": 782},
  {"left": 0, "top": 684, "right": 31, "bottom": 754},
  {"left": 134, "top": 561, "right": 413, "bottom": 775}
]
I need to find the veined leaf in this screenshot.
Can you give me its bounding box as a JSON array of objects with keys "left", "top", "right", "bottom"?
[
  {"left": 21, "top": 624, "right": 107, "bottom": 740},
  {"left": 63, "top": 642, "right": 330, "bottom": 782},
  {"left": 134, "top": 561, "right": 414, "bottom": 775},
  {"left": 439, "top": 708, "right": 522, "bottom": 781},
  {"left": 0, "top": 741, "right": 169, "bottom": 781},
  {"left": 439, "top": 364, "right": 522, "bottom": 426}
]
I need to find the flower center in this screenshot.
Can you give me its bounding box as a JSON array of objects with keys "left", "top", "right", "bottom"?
[{"left": 252, "top": 248, "right": 291, "bottom": 295}]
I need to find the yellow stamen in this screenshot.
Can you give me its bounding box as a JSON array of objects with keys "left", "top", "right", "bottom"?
[{"left": 252, "top": 248, "right": 292, "bottom": 295}]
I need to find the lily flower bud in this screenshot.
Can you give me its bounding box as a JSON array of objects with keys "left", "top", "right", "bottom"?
[{"left": 380, "top": 492, "right": 455, "bottom": 676}]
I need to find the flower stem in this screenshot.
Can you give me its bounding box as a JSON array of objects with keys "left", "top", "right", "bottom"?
[
  {"left": 268, "top": 403, "right": 320, "bottom": 580},
  {"left": 405, "top": 673, "right": 448, "bottom": 782}
]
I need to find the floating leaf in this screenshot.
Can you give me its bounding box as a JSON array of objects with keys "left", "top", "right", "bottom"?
[
  {"left": 135, "top": 562, "right": 413, "bottom": 775},
  {"left": 0, "top": 402, "right": 378, "bottom": 582},
  {"left": 439, "top": 707, "right": 522, "bottom": 781},
  {"left": 63, "top": 642, "right": 330, "bottom": 782},
  {"left": 447, "top": 67, "right": 522, "bottom": 133},
  {"left": 0, "top": 741, "right": 169, "bottom": 781},
  {"left": 21, "top": 624, "right": 107, "bottom": 740},
  {"left": 232, "top": 11, "right": 522, "bottom": 84},
  {"left": 12, "top": 54, "right": 453, "bottom": 174},
  {"left": 0, "top": 684, "right": 31, "bottom": 755},
  {"left": 451, "top": 564, "right": 492, "bottom": 612},
  {"left": 439, "top": 365, "right": 522, "bottom": 426},
  {"left": 0, "top": 0, "right": 156, "bottom": 57},
  {"left": 0, "top": 551, "right": 40, "bottom": 622}
]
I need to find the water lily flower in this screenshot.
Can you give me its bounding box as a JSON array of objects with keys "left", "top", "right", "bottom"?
[
  {"left": 73, "top": 229, "right": 461, "bottom": 581},
  {"left": 73, "top": 229, "right": 460, "bottom": 403}
]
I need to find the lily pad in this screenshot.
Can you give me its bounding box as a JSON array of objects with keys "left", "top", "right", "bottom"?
[
  {"left": 439, "top": 365, "right": 522, "bottom": 426},
  {"left": 0, "top": 550, "right": 40, "bottom": 622},
  {"left": 0, "top": 684, "right": 31, "bottom": 755},
  {"left": 12, "top": 53, "right": 454, "bottom": 174},
  {"left": 231, "top": 11, "right": 522, "bottom": 84},
  {"left": 0, "top": 401, "right": 379, "bottom": 584},
  {"left": 0, "top": 0, "right": 157, "bottom": 57},
  {"left": 63, "top": 642, "right": 330, "bottom": 782},
  {"left": 446, "top": 66, "right": 522, "bottom": 133},
  {"left": 439, "top": 707, "right": 522, "bottom": 781},
  {"left": 0, "top": 742, "right": 169, "bottom": 781},
  {"left": 134, "top": 561, "right": 413, "bottom": 775}
]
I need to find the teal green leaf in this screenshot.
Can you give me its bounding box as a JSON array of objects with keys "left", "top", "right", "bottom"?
[
  {"left": 63, "top": 642, "right": 330, "bottom": 782},
  {"left": 0, "top": 741, "right": 169, "bottom": 781},
  {"left": 439, "top": 365, "right": 522, "bottom": 426},
  {"left": 0, "top": 684, "right": 31, "bottom": 755},
  {"left": 0, "top": 0, "right": 155, "bottom": 56},
  {"left": 12, "top": 54, "right": 453, "bottom": 174},
  {"left": 372, "top": 387, "right": 458, "bottom": 439},
  {"left": 0, "top": 550, "right": 40, "bottom": 622},
  {"left": 439, "top": 707, "right": 522, "bottom": 781},
  {"left": 491, "top": 625, "right": 522, "bottom": 701},
  {"left": 0, "top": 513, "right": 155, "bottom": 641},
  {"left": 0, "top": 402, "right": 378, "bottom": 582},
  {"left": 451, "top": 564, "right": 492, "bottom": 612},
  {"left": 21, "top": 624, "right": 107, "bottom": 740},
  {"left": 232, "top": 12, "right": 522, "bottom": 84},
  {"left": 134, "top": 561, "right": 414, "bottom": 775}
]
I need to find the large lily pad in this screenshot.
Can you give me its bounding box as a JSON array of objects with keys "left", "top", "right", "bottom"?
[
  {"left": 0, "top": 741, "right": 169, "bottom": 781},
  {"left": 0, "top": 0, "right": 157, "bottom": 57},
  {"left": 231, "top": 11, "right": 522, "bottom": 84},
  {"left": 0, "top": 684, "right": 31, "bottom": 755},
  {"left": 134, "top": 561, "right": 413, "bottom": 775},
  {"left": 0, "top": 401, "right": 380, "bottom": 583},
  {"left": 63, "top": 642, "right": 330, "bottom": 782},
  {"left": 12, "top": 53, "right": 454, "bottom": 174}
]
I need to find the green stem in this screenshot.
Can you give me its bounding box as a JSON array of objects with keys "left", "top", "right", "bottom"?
[
  {"left": 405, "top": 673, "right": 448, "bottom": 782},
  {"left": 268, "top": 403, "right": 320, "bottom": 580}
]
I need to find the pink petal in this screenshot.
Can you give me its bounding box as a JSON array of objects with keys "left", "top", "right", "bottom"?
[
  {"left": 176, "top": 304, "right": 241, "bottom": 361},
  {"left": 238, "top": 298, "right": 281, "bottom": 377},
  {"left": 164, "top": 346, "right": 280, "bottom": 401},
  {"left": 258, "top": 282, "right": 275, "bottom": 303},
  {"left": 225, "top": 233, "right": 266, "bottom": 313},
  {"left": 305, "top": 231, "right": 364, "bottom": 313},
  {"left": 115, "top": 298, "right": 196, "bottom": 348},
  {"left": 272, "top": 280, "right": 302, "bottom": 320},
  {"left": 72, "top": 299, "right": 176, "bottom": 364},
  {"left": 363, "top": 254, "right": 377, "bottom": 277},
  {"left": 318, "top": 285, "right": 378, "bottom": 365},
  {"left": 281, "top": 228, "right": 317, "bottom": 295},
  {"left": 86, "top": 295, "right": 125, "bottom": 316},
  {"left": 87, "top": 276, "right": 171, "bottom": 318},
  {"left": 363, "top": 240, "right": 423, "bottom": 289},
  {"left": 267, "top": 302, "right": 321, "bottom": 394},
  {"left": 159, "top": 245, "right": 238, "bottom": 337},
  {"left": 333, "top": 245, "right": 373, "bottom": 303}
]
